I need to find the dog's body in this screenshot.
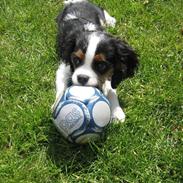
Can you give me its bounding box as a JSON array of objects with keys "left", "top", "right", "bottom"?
[{"left": 54, "top": 0, "right": 138, "bottom": 121}]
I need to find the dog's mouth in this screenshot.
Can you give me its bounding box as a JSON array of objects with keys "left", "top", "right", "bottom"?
[
  {"left": 71, "top": 79, "right": 100, "bottom": 89},
  {"left": 74, "top": 83, "right": 100, "bottom": 89}
]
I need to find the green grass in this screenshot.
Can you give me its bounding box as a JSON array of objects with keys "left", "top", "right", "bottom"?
[{"left": 0, "top": 0, "right": 182, "bottom": 182}]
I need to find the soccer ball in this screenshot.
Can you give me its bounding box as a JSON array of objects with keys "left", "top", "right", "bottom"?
[{"left": 52, "top": 86, "right": 111, "bottom": 144}]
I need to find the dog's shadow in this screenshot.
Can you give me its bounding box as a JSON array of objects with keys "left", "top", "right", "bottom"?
[
  {"left": 43, "top": 112, "right": 124, "bottom": 174},
  {"left": 45, "top": 118, "right": 104, "bottom": 173}
]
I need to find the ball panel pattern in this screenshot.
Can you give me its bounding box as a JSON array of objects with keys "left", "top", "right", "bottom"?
[
  {"left": 53, "top": 100, "right": 90, "bottom": 138},
  {"left": 92, "top": 101, "right": 111, "bottom": 127}
]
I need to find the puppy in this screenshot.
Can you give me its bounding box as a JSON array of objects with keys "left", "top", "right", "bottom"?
[{"left": 53, "top": 0, "right": 139, "bottom": 122}]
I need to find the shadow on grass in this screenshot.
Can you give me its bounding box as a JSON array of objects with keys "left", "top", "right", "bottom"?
[
  {"left": 45, "top": 118, "right": 106, "bottom": 173},
  {"left": 118, "top": 98, "right": 127, "bottom": 109},
  {"left": 41, "top": 113, "right": 124, "bottom": 174}
]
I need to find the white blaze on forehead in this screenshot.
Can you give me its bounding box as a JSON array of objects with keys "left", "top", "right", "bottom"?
[
  {"left": 72, "top": 33, "right": 102, "bottom": 86},
  {"left": 85, "top": 33, "right": 101, "bottom": 65}
]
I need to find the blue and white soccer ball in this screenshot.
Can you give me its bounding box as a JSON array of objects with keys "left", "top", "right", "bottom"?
[{"left": 52, "top": 86, "right": 111, "bottom": 144}]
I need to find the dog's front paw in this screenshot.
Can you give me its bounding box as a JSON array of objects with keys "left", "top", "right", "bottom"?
[
  {"left": 111, "top": 107, "right": 125, "bottom": 122},
  {"left": 51, "top": 96, "right": 61, "bottom": 113},
  {"left": 106, "top": 16, "right": 116, "bottom": 27},
  {"left": 51, "top": 103, "right": 55, "bottom": 112}
]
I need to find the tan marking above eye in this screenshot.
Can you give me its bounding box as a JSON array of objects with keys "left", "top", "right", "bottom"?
[
  {"left": 94, "top": 54, "right": 106, "bottom": 62},
  {"left": 73, "top": 49, "right": 85, "bottom": 61}
]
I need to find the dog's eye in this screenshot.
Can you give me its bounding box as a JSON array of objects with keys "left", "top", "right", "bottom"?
[
  {"left": 93, "top": 61, "right": 109, "bottom": 73},
  {"left": 72, "top": 57, "right": 82, "bottom": 67}
]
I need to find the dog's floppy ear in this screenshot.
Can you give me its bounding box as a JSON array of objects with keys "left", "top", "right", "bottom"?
[
  {"left": 56, "top": 30, "right": 76, "bottom": 64},
  {"left": 111, "top": 38, "right": 139, "bottom": 88},
  {"left": 56, "top": 8, "right": 76, "bottom": 65}
]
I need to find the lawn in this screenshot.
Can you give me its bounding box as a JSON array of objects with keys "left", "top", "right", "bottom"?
[{"left": 0, "top": 0, "right": 182, "bottom": 182}]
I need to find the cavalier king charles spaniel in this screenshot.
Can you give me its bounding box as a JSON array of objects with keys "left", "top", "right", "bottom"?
[{"left": 53, "top": 0, "right": 139, "bottom": 122}]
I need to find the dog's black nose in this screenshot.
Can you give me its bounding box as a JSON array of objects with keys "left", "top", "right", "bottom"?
[{"left": 77, "top": 75, "right": 89, "bottom": 85}]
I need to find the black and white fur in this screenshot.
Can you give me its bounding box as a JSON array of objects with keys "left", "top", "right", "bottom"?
[{"left": 53, "top": 0, "right": 139, "bottom": 122}]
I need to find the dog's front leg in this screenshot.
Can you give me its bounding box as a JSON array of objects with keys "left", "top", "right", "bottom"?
[
  {"left": 52, "top": 63, "right": 71, "bottom": 111},
  {"left": 103, "top": 81, "right": 125, "bottom": 122}
]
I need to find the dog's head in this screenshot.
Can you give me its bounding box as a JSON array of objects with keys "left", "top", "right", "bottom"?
[{"left": 61, "top": 32, "right": 138, "bottom": 88}]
